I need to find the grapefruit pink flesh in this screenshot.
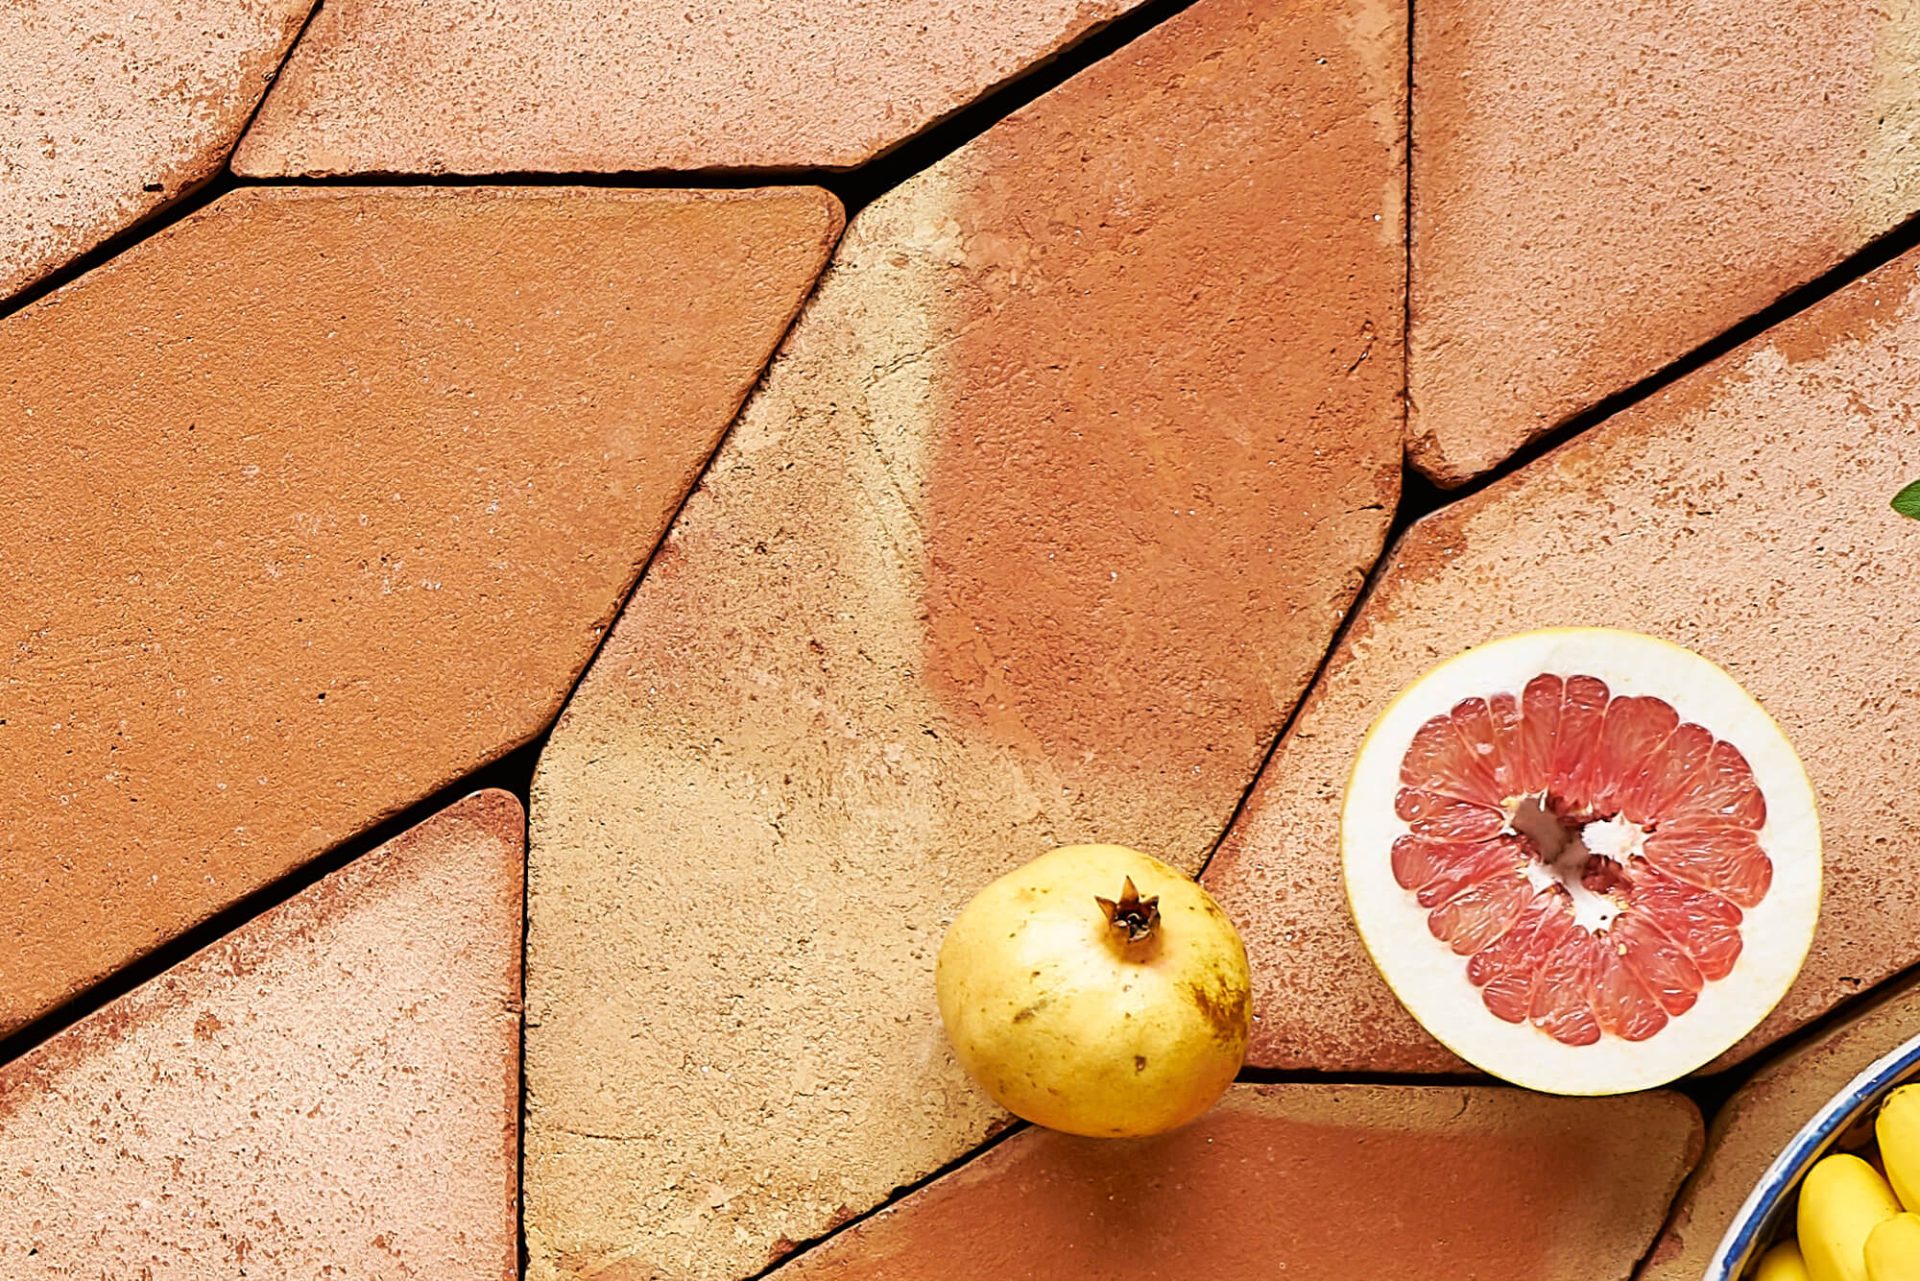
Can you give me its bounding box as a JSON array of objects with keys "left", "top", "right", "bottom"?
[
  {"left": 1394, "top": 671, "right": 1768, "bottom": 1045},
  {"left": 1343, "top": 629, "right": 1819, "bottom": 1094}
]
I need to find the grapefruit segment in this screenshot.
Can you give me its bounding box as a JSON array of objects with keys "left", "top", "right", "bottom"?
[
  {"left": 1548, "top": 673, "right": 1609, "bottom": 809},
  {"left": 1412, "top": 836, "right": 1526, "bottom": 908},
  {"left": 1629, "top": 866, "right": 1745, "bottom": 982},
  {"left": 1517, "top": 673, "right": 1563, "bottom": 796},
  {"left": 1470, "top": 890, "right": 1560, "bottom": 1021},
  {"left": 1588, "top": 939, "right": 1667, "bottom": 1042},
  {"left": 1590, "top": 695, "right": 1678, "bottom": 818},
  {"left": 1394, "top": 788, "right": 1507, "bottom": 841},
  {"left": 1343, "top": 628, "right": 1820, "bottom": 1094},
  {"left": 1427, "top": 874, "right": 1531, "bottom": 956},
  {"left": 1528, "top": 919, "right": 1602, "bottom": 1047},
  {"left": 1664, "top": 741, "right": 1767, "bottom": 828},
  {"left": 1641, "top": 823, "right": 1771, "bottom": 908},
  {"left": 1609, "top": 913, "right": 1703, "bottom": 1017},
  {"left": 1400, "top": 713, "right": 1504, "bottom": 806}
]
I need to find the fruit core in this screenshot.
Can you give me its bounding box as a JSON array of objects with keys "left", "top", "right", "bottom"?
[{"left": 1393, "top": 673, "right": 1773, "bottom": 1048}]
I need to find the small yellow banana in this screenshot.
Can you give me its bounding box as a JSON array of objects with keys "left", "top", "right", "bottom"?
[
  {"left": 1879, "top": 1086, "right": 1920, "bottom": 1212},
  {"left": 1866, "top": 1213, "right": 1920, "bottom": 1281},
  {"left": 1757, "top": 1238, "right": 1812, "bottom": 1281},
  {"left": 1801, "top": 1153, "right": 1904, "bottom": 1281}
]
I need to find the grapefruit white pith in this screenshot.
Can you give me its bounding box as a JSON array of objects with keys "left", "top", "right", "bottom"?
[{"left": 1343, "top": 628, "right": 1820, "bottom": 1094}]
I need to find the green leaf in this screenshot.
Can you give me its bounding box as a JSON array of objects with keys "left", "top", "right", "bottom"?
[{"left": 1896, "top": 480, "right": 1920, "bottom": 520}]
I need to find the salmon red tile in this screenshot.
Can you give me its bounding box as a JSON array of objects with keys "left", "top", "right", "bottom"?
[
  {"left": 1207, "top": 244, "right": 1920, "bottom": 1074},
  {"left": 524, "top": 0, "right": 1405, "bottom": 1275},
  {"left": 0, "top": 185, "right": 838, "bottom": 1036},
  {"left": 1411, "top": 0, "right": 1920, "bottom": 484},
  {"left": 233, "top": 0, "right": 1152, "bottom": 175},
  {"left": 0, "top": 792, "right": 522, "bottom": 1278},
  {"left": 769, "top": 1085, "right": 1701, "bottom": 1281},
  {"left": 0, "top": 0, "right": 310, "bottom": 304}
]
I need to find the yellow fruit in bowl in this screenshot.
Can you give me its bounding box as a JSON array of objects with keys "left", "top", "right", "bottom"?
[
  {"left": 935, "top": 844, "right": 1251, "bottom": 1138},
  {"left": 1865, "top": 1214, "right": 1920, "bottom": 1281},
  {"left": 1801, "top": 1153, "right": 1903, "bottom": 1281},
  {"left": 1756, "top": 1240, "right": 1811, "bottom": 1281},
  {"left": 1877, "top": 1086, "right": 1920, "bottom": 1211}
]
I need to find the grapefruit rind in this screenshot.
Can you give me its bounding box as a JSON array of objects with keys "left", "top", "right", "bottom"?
[{"left": 1342, "top": 628, "right": 1820, "bottom": 1095}]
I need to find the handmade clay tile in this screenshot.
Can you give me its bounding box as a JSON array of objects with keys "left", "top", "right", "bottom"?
[
  {"left": 1410, "top": 0, "right": 1920, "bottom": 484},
  {"left": 769, "top": 1085, "right": 1701, "bottom": 1281},
  {"left": 1205, "top": 243, "right": 1920, "bottom": 1074},
  {"left": 523, "top": 2, "right": 1405, "bottom": 1277},
  {"left": 0, "top": 791, "right": 522, "bottom": 1278},
  {"left": 232, "top": 0, "right": 1152, "bottom": 176},
  {"left": 0, "top": 0, "right": 310, "bottom": 304},
  {"left": 0, "top": 184, "right": 839, "bottom": 1036},
  {"left": 1639, "top": 975, "right": 1920, "bottom": 1281}
]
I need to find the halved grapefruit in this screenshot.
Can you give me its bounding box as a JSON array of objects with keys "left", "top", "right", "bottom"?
[{"left": 1343, "top": 628, "right": 1820, "bottom": 1094}]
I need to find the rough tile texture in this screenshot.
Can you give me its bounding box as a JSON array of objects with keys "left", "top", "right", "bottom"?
[
  {"left": 0, "top": 790, "right": 522, "bottom": 1278},
  {"left": 233, "top": 0, "right": 1148, "bottom": 176},
  {"left": 0, "top": 185, "right": 838, "bottom": 1036},
  {"left": 525, "top": 1, "right": 1405, "bottom": 1276},
  {"left": 1206, "top": 243, "right": 1920, "bottom": 1073},
  {"left": 0, "top": 0, "right": 310, "bottom": 303},
  {"left": 1411, "top": 0, "right": 1920, "bottom": 484},
  {"left": 773, "top": 1085, "right": 1702, "bottom": 1281},
  {"left": 1641, "top": 976, "right": 1920, "bottom": 1281}
]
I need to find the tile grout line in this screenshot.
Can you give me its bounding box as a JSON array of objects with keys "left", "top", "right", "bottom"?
[
  {"left": 0, "top": 0, "right": 1236, "bottom": 1253},
  {"left": 1232, "top": 1065, "right": 1485, "bottom": 1088},
  {"left": 0, "top": 739, "right": 543, "bottom": 1070},
  {"left": 733, "top": 1122, "right": 1032, "bottom": 1281},
  {"left": 1638, "top": 966, "right": 1920, "bottom": 1277},
  {"left": 228, "top": 0, "right": 328, "bottom": 155},
  {"left": 3, "top": 0, "right": 1211, "bottom": 325},
  {"left": 1193, "top": 0, "right": 1424, "bottom": 884},
  {"left": 1401, "top": 0, "right": 1416, "bottom": 466},
  {"left": 235, "top": 0, "right": 1215, "bottom": 216},
  {"left": 0, "top": 0, "right": 321, "bottom": 326},
  {"left": 0, "top": 179, "right": 234, "bottom": 325},
  {"left": 29, "top": 0, "right": 1920, "bottom": 1263},
  {"left": 1195, "top": 15, "right": 1920, "bottom": 871},
  {"left": 515, "top": 778, "right": 534, "bottom": 1280},
  {"left": 1421, "top": 202, "right": 1920, "bottom": 506},
  {"left": 506, "top": 209, "right": 854, "bottom": 1281}
]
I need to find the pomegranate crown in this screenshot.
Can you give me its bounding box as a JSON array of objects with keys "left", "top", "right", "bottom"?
[{"left": 1095, "top": 876, "right": 1161, "bottom": 943}]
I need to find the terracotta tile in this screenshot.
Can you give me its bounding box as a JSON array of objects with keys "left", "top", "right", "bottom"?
[
  {"left": 524, "top": 1, "right": 1405, "bottom": 1276},
  {"left": 1640, "top": 976, "right": 1920, "bottom": 1281},
  {"left": 771, "top": 1084, "right": 1701, "bottom": 1281},
  {"left": 0, "top": 185, "right": 838, "bottom": 1036},
  {"left": 232, "top": 0, "right": 1151, "bottom": 176},
  {"left": 1411, "top": 0, "right": 1920, "bottom": 484},
  {"left": 0, "top": 790, "right": 522, "bottom": 1277},
  {"left": 0, "top": 0, "right": 310, "bottom": 304},
  {"left": 1205, "top": 244, "right": 1920, "bottom": 1073}
]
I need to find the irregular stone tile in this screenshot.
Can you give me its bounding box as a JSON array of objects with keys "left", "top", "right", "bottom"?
[
  {"left": 1410, "top": 0, "right": 1920, "bottom": 484},
  {"left": 1206, "top": 244, "right": 1920, "bottom": 1073},
  {"left": 771, "top": 1084, "right": 1702, "bottom": 1281},
  {"left": 0, "top": 0, "right": 311, "bottom": 304},
  {"left": 0, "top": 185, "right": 839, "bottom": 1036},
  {"left": 0, "top": 790, "right": 522, "bottom": 1278},
  {"left": 1640, "top": 975, "right": 1920, "bottom": 1281},
  {"left": 524, "top": 1, "right": 1405, "bottom": 1276},
  {"left": 232, "top": 0, "right": 1150, "bottom": 176}
]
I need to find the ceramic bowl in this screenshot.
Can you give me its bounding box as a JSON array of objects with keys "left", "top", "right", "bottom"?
[{"left": 1706, "top": 1028, "right": 1920, "bottom": 1280}]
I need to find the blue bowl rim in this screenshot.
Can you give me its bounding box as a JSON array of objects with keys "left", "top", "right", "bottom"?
[{"left": 1706, "top": 1026, "right": 1920, "bottom": 1279}]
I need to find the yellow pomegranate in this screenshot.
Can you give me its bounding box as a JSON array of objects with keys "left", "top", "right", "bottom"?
[{"left": 935, "top": 844, "right": 1251, "bottom": 1138}]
